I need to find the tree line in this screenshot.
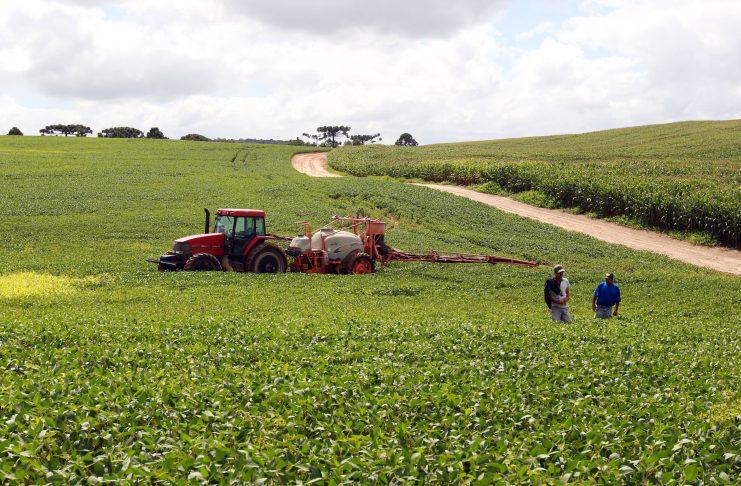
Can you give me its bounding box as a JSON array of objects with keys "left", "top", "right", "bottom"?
[
  {"left": 300, "top": 126, "right": 418, "bottom": 147},
  {"left": 6, "top": 124, "right": 420, "bottom": 147},
  {"left": 1, "top": 124, "right": 168, "bottom": 138},
  {"left": 98, "top": 127, "right": 166, "bottom": 139}
]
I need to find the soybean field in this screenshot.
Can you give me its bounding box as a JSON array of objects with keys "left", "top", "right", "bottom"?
[
  {"left": 0, "top": 136, "right": 739, "bottom": 482},
  {"left": 329, "top": 120, "right": 741, "bottom": 248}
]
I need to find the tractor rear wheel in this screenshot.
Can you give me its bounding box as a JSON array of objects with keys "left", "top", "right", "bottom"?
[
  {"left": 183, "top": 253, "right": 222, "bottom": 271},
  {"left": 347, "top": 253, "right": 374, "bottom": 275},
  {"left": 247, "top": 244, "right": 288, "bottom": 273}
]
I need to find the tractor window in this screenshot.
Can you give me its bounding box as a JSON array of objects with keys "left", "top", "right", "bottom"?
[
  {"left": 235, "top": 217, "right": 256, "bottom": 238},
  {"left": 213, "top": 215, "right": 235, "bottom": 236},
  {"left": 255, "top": 218, "right": 266, "bottom": 236}
]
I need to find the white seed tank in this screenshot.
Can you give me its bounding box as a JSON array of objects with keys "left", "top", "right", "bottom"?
[
  {"left": 289, "top": 227, "right": 364, "bottom": 262},
  {"left": 318, "top": 227, "right": 366, "bottom": 259},
  {"left": 288, "top": 235, "right": 311, "bottom": 253}
]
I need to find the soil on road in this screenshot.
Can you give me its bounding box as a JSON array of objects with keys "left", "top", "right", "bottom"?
[
  {"left": 291, "top": 152, "right": 341, "bottom": 178},
  {"left": 291, "top": 152, "right": 741, "bottom": 275}
]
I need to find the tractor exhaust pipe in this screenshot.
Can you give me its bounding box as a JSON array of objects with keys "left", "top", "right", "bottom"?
[{"left": 204, "top": 208, "right": 210, "bottom": 234}]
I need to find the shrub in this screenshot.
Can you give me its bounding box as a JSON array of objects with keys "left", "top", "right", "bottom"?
[
  {"left": 146, "top": 127, "right": 166, "bottom": 139},
  {"left": 395, "top": 133, "right": 419, "bottom": 146},
  {"left": 180, "top": 134, "right": 210, "bottom": 142}
]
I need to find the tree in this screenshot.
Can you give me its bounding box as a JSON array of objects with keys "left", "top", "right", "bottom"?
[
  {"left": 39, "top": 124, "right": 92, "bottom": 137},
  {"left": 350, "top": 133, "right": 381, "bottom": 146},
  {"left": 75, "top": 125, "right": 93, "bottom": 137},
  {"left": 305, "top": 125, "right": 351, "bottom": 148},
  {"left": 98, "top": 127, "right": 144, "bottom": 138},
  {"left": 146, "top": 127, "right": 166, "bottom": 139},
  {"left": 7, "top": 127, "right": 23, "bottom": 136},
  {"left": 180, "top": 134, "right": 210, "bottom": 142},
  {"left": 395, "top": 133, "right": 418, "bottom": 147},
  {"left": 301, "top": 132, "right": 320, "bottom": 146}
]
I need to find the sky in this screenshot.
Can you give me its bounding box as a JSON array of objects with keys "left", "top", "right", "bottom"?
[{"left": 1, "top": 0, "right": 740, "bottom": 144}]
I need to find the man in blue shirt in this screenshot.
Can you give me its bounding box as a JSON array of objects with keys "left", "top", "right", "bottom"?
[{"left": 592, "top": 273, "right": 621, "bottom": 318}]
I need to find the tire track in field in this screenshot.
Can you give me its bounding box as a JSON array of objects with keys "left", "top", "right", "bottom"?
[{"left": 290, "top": 152, "right": 741, "bottom": 275}]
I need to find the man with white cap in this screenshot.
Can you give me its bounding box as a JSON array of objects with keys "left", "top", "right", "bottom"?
[{"left": 544, "top": 264, "right": 571, "bottom": 322}]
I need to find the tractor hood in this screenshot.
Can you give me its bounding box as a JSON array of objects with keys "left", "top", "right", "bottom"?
[{"left": 173, "top": 233, "right": 225, "bottom": 257}]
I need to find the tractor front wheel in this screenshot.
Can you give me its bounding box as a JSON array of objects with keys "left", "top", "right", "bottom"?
[
  {"left": 183, "top": 253, "right": 222, "bottom": 271},
  {"left": 247, "top": 245, "right": 288, "bottom": 273},
  {"left": 348, "top": 253, "right": 374, "bottom": 275}
]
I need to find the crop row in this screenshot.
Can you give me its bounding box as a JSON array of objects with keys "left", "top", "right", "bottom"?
[
  {"left": 329, "top": 121, "right": 741, "bottom": 247},
  {"left": 330, "top": 156, "right": 739, "bottom": 247}
]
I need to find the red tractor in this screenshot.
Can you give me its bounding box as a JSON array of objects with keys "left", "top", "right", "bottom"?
[
  {"left": 149, "top": 209, "right": 539, "bottom": 274},
  {"left": 148, "top": 209, "right": 290, "bottom": 273}
]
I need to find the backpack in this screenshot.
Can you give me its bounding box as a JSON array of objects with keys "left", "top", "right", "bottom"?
[{"left": 544, "top": 278, "right": 561, "bottom": 309}]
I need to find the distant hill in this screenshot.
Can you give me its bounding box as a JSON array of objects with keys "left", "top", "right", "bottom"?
[{"left": 213, "top": 137, "right": 309, "bottom": 145}]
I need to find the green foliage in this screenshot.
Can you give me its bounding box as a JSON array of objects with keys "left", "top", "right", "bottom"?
[
  {"left": 7, "top": 126, "right": 23, "bottom": 136},
  {"left": 350, "top": 133, "right": 381, "bottom": 146},
  {"left": 98, "top": 126, "right": 144, "bottom": 138},
  {"left": 304, "top": 126, "right": 351, "bottom": 148},
  {"left": 146, "top": 127, "right": 166, "bottom": 139},
  {"left": 331, "top": 121, "right": 741, "bottom": 248},
  {"left": 395, "top": 132, "right": 418, "bottom": 146},
  {"left": 0, "top": 137, "right": 738, "bottom": 482},
  {"left": 180, "top": 133, "right": 211, "bottom": 142},
  {"left": 39, "top": 124, "right": 93, "bottom": 137}
]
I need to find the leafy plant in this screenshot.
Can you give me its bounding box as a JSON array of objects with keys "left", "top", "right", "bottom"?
[
  {"left": 330, "top": 121, "right": 741, "bottom": 247},
  {"left": 0, "top": 136, "right": 737, "bottom": 482}
]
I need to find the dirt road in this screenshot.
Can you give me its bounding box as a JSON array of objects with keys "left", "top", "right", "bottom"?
[
  {"left": 291, "top": 152, "right": 341, "bottom": 177},
  {"left": 291, "top": 153, "right": 741, "bottom": 275}
]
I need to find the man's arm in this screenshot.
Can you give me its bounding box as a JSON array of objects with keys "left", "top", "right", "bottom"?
[
  {"left": 614, "top": 286, "right": 621, "bottom": 315},
  {"left": 592, "top": 284, "right": 600, "bottom": 310},
  {"left": 564, "top": 286, "right": 570, "bottom": 304}
]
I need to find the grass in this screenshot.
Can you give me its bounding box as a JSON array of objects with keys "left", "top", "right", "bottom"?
[
  {"left": 0, "top": 136, "right": 739, "bottom": 482},
  {"left": 329, "top": 120, "right": 741, "bottom": 248}
]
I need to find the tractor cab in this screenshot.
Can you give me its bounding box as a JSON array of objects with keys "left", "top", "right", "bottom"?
[{"left": 212, "top": 209, "right": 266, "bottom": 257}]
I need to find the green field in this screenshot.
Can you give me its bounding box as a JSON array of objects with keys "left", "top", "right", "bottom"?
[
  {"left": 329, "top": 120, "right": 741, "bottom": 248},
  {"left": 0, "top": 137, "right": 738, "bottom": 482}
]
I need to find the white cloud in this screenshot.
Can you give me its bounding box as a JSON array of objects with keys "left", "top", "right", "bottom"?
[
  {"left": 0, "top": 0, "right": 739, "bottom": 143},
  {"left": 222, "top": 0, "right": 507, "bottom": 37},
  {"left": 2, "top": 2, "right": 226, "bottom": 101},
  {"left": 516, "top": 21, "right": 555, "bottom": 41}
]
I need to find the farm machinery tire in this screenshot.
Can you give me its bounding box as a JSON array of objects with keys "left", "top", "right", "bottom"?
[
  {"left": 247, "top": 244, "right": 288, "bottom": 273},
  {"left": 340, "top": 250, "right": 360, "bottom": 274},
  {"left": 184, "top": 253, "right": 222, "bottom": 271},
  {"left": 346, "top": 252, "right": 374, "bottom": 275}
]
